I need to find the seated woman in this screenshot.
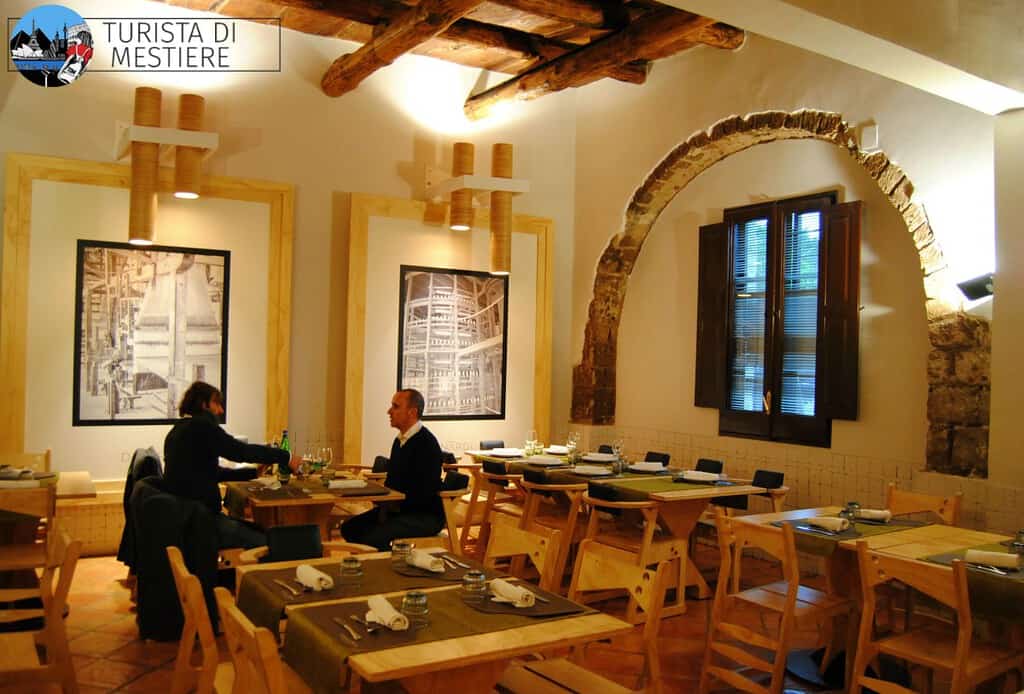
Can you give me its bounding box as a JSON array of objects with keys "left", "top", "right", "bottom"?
[{"left": 162, "top": 381, "right": 300, "bottom": 549}]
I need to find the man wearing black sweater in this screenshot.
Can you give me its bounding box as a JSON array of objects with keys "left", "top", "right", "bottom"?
[
  {"left": 163, "top": 381, "right": 301, "bottom": 549},
  {"left": 341, "top": 388, "right": 444, "bottom": 550}
]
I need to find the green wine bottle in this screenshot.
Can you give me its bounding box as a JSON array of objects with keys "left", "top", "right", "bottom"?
[{"left": 278, "top": 429, "right": 291, "bottom": 481}]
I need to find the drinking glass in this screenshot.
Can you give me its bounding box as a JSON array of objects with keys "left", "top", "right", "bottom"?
[
  {"left": 1012, "top": 529, "right": 1024, "bottom": 552},
  {"left": 320, "top": 446, "right": 333, "bottom": 474},
  {"left": 390, "top": 540, "right": 414, "bottom": 568},
  {"left": 525, "top": 429, "right": 538, "bottom": 456},
  {"left": 461, "top": 570, "right": 488, "bottom": 604},
  {"left": 340, "top": 556, "right": 363, "bottom": 587},
  {"left": 566, "top": 431, "right": 580, "bottom": 462},
  {"left": 401, "top": 590, "right": 430, "bottom": 628},
  {"left": 839, "top": 500, "right": 861, "bottom": 520}
]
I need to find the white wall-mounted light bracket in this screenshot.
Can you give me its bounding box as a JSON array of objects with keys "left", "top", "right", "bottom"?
[
  {"left": 114, "top": 121, "right": 219, "bottom": 165},
  {"left": 424, "top": 164, "right": 530, "bottom": 203}
]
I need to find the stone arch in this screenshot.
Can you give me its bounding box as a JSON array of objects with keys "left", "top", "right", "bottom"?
[{"left": 571, "top": 109, "right": 989, "bottom": 476}]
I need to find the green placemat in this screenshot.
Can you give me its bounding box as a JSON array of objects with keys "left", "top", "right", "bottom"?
[
  {"left": 282, "top": 588, "right": 596, "bottom": 694},
  {"left": 924, "top": 544, "right": 1024, "bottom": 620},
  {"left": 773, "top": 518, "right": 926, "bottom": 557},
  {"left": 237, "top": 556, "right": 498, "bottom": 636}
]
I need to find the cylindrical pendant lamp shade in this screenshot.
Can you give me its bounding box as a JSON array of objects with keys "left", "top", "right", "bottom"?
[
  {"left": 129, "top": 86, "right": 161, "bottom": 245},
  {"left": 449, "top": 141, "right": 474, "bottom": 231},
  {"left": 174, "top": 93, "right": 205, "bottom": 199},
  {"left": 489, "top": 143, "right": 513, "bottom": 275}
]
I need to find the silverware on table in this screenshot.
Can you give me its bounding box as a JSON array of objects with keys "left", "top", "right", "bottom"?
[
  {"left": 273, "top": 578, "right": 301, "bottom": 596},
  {"left": 442, "top": 554, "right": 471, "bottom": 569},
  {"left": 969, "top": 563, "right": 1008, "bottom": 576},
  {"left": 349, "top": 614, "right": 378, "bottom": 634},
  {"left": 332, "top": 616, "right": 362, "bottom": 641},
  {"left": 512, "top": 581, "right": 550, "bottom": 603},
  {"left": 794, "top": 524, "right": 839, "bottom": 537}
]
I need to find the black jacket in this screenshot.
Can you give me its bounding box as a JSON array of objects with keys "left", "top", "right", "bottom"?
[
  {"left": 116, "top": 447, "right": 163, "bottom": 570},
  {"left": 163, "top": 410, "right": 288, "bottom": 515},
  {"left": 384, "top": 425, "right": 443, "bottom": 519}
]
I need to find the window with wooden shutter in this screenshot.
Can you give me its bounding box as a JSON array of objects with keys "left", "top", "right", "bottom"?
[{"left": 694, "top": 192, "right": 860, "bottom": 447}]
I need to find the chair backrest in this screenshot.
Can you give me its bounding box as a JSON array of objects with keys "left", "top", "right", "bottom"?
[
  {"left": 371, "top": 455, "right": 389, "bottom": 473},
  {"left": 644, "top": 451, "right": 671, "bottom": 465},
  {"left": 752, "top": 469, "right": 785, "bottom": 490},
  {"left": 265, "top": 525, "right": 322, "bottom": 563},
  {"left": 570, "top": 538, "right": 671, "bottom": 644},
  {"left": 885, "top": 483, "right": 962, "bottom": 525},
  {"left": 852, "top": 542, "right": 971, "bottom": 693},
  {"left": 440, "top": 451, "right": 457, "bottom": 466},
  {"left": 479, "top": 440, "right": 505, "bottom": 450},
  {"left": 0, "top": 449, "right": 51, "bottom": 473},
  {"left": 441, "top": 470, "right": 470, "bottom": 491},
  {"left": 0, "top": 485, "right": 57, "bottom": 543},
  {"left": 0, "top": 520, "right": 81, "bottom": 690},
  {"left": 715, "top": 511, "right": 800, "bottom": 591},
  {"left": 214, "top": 586, "right": 289, "bottom": 694},
  {"left": 695, "top": 458, "right": 723, "bottom": 474},
  {"left": 481, "top": 459, "right": 517, "bottom": 488},
  {"left": 597, "top": 444, "right": 613, "bottom": 454},
  {"left": 483, "top": 522, "right": 562, "bottom": 592},
  {"left": 167, "top": 546, "right": 219, "bottom": 694}
]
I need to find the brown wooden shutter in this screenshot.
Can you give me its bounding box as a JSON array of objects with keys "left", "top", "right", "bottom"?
[
  {"left": 818, "top": 201, "right": 861, "bottom": 420},
  {"left": 694, "top": 222, "right": 728, "bottom": 408}
]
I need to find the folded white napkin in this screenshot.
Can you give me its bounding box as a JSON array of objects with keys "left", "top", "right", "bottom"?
[
  {"left": 681, "top": 470, "right": 719, "bottom": 482},
  {"left": 0, "top": 467, "right": 33, "bottom": 480},
  {"left": 490, "top": 578, "right": 536, "bottom": 608},
  {"left": 407, "top": 549, "right": 445, "bottom": 573},
  {"left": 255, "top": 477, "right": 281, "bottom": 488},
  {"left": 582, "top": 452, "right": 617, "bottom": 463},
  {"left": 366, "top": 595, "right": 409, "bottom": 631},
  {"left": 806, "top": 517, "right": 850, "bottom": 532},
  {"left": 295, "top": 564, "right": 334, "bottom": 591},
  {"left": 630, "top": 462, "right": 666, "bottom": 472},
  {"left": 856, "top": 509, "right": 892, "bottom": 522},
  {"left": 328, "top": 479, "right": 367, "bottom": 489},
  {"left": 964, "top": 549, "right": 1021, "bottom": 569},
  {"left": 489, "top": 448, "right": 524, "bottom": 458},
  {"left": 545, "top": 445, "right": 569, "bottom": 455}
]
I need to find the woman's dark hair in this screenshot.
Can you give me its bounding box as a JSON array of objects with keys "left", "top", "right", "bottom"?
[{"left": 178, "top": 381, "right": 222, "bottom": 417}]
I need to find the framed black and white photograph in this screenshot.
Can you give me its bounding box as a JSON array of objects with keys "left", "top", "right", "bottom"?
[
  {"left": 72, "top": 240, "right": 230, "bottom": 425},
  {"left": 397, "top": 265, "right": 508, "bottom": 420}
]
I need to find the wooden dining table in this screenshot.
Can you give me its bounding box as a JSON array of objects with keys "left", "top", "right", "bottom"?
[
  {"left": 223, "top": 478, "right": 404, "bottom": 540},
  {"left": 235, "top": 552, "right": 631, "bottom": 693}
]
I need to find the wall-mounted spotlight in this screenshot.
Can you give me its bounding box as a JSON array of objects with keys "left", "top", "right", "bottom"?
[{"left": 957, "top": 272, "right": 994, "bottom": 301}]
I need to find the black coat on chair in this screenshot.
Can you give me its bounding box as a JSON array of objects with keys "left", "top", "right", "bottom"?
[
  {"left": 130, "top": 477, "right": 219, "bottom": 641},
  {"left": 116, "top": 447, "right": 162, "bottom": 571}
]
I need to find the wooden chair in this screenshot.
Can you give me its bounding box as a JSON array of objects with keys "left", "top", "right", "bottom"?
[
  {"left": 851, "top": 541, "right": 1024, "bottom": 693},
  {"left": 500, "top": 539, "right": 671, "bottom": 694},
  {"left": 518, "top": 474, "right": 588, "bottom": 590},
  {"left": 237, "top": 540, "right": 377, "bottom": 565},
  {"left": 466, "top": 462, "right": 526, "bottom": 558},
  {"left": 395, "top": 481, "right": 472, "bottom": 556},
  {"left": 886, "top": 483, "right": 962, "bottom": 525},
  {"left": 699, "top": 512, "right": 856, "bottom": 694},
  {"left": 0, "top": 520, "right": 80, "bottom": 693},
  {"left": 579, "top": 492, "right": 687, "bottom": 624},
  {"left": 213, "top": 587, "right": 311, "bottom": 694},
  {"left": 0, "top": 449, "right": 51, "bottom": 473},
  {"left": 167, "top": 546, "right": 235, "bottom": 694},
  {"left": 0, "top": 484, "right": 57, "bottom": 551},
  {"left": 483, "top": 521, "right": 563, "bottom": 592}
]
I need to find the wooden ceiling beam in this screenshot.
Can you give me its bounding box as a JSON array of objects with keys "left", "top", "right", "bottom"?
[
  {"left": 445, "top": 19, "right": 648, "bottom": 83},
  {"left": 488, "top": 0, "right": 629, "bottom": 29},
  {"left": 321, "top": 0, "right": 484, "bottom": 97},
  {"left": 464, "top": 9, "right": 714, "bottom": 119}
]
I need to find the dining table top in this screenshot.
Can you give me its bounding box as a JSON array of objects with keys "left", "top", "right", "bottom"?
[
  {"left": 224, "top": 478, "right": 405, "bottom": 509},
  {"left": 237, "top": 551, "right": 632, "bottom": 692}
]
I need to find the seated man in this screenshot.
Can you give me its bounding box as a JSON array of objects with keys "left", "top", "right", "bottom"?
[
  {"left": 341, "top": 388, "right": 443, "bottom": 550},
  {"left": 163, "top": 381, "right": 300, "bottom": 549}
]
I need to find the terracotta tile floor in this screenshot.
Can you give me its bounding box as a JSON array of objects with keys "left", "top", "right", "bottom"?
[{"left": 36, "top": 543, "right": 844, "bottom": 692}]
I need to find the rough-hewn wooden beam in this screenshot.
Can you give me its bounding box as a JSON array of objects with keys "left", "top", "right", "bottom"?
[
  {"left": 465, "top": 9, "right": 714, "bottom": 119},
  {"left": 445, "top": 19, "right": 648, "bottom": 83},
  {"left": 489, "top": 0, "right": 626, "bottom": 29},
  {"left": 321, "top": 0, "right": 483, "bottom": 97}
]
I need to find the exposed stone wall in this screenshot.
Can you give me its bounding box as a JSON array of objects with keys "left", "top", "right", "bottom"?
[
  {"left": 926, "top": 314, "right": 991, "bottom": 476},
  {"left": 572, "top": 108, "right": 989, "bottom": 477}
]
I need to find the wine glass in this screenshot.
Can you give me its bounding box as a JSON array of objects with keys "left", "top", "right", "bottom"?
[
  {"left": 566, "top": 431, "right": 580, "bottom": 463},
  {"left": 320, "top": 446, "right": 333, "bottom": 472}
]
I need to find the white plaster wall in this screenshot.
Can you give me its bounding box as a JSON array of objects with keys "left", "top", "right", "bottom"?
[
  {"left": 0, "top": 0, "right": 576, "bottom": 475},
  {"left": 360, "top": 218, "right": 537, "bottom": 458},
  {"left": 990, "top": 110, "right": 1024, "bottom": 489},
  {"left": 615, "top": 139, "right": 928, "bottom": 463},
  {"left": 26, "top": 182, "right": 269, "bottom": 479},
  {"left": 572, "top": 33, "right": 1001, "bottom": 466}
]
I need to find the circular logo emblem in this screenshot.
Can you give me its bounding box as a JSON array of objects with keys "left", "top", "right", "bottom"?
[{"left": 10, "top": 4, "right": 92, "bottom": 87}]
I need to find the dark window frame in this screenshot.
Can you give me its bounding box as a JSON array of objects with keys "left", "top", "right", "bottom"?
[{"left": 695, "top": 191, "right": 860, "bottom": 448}]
